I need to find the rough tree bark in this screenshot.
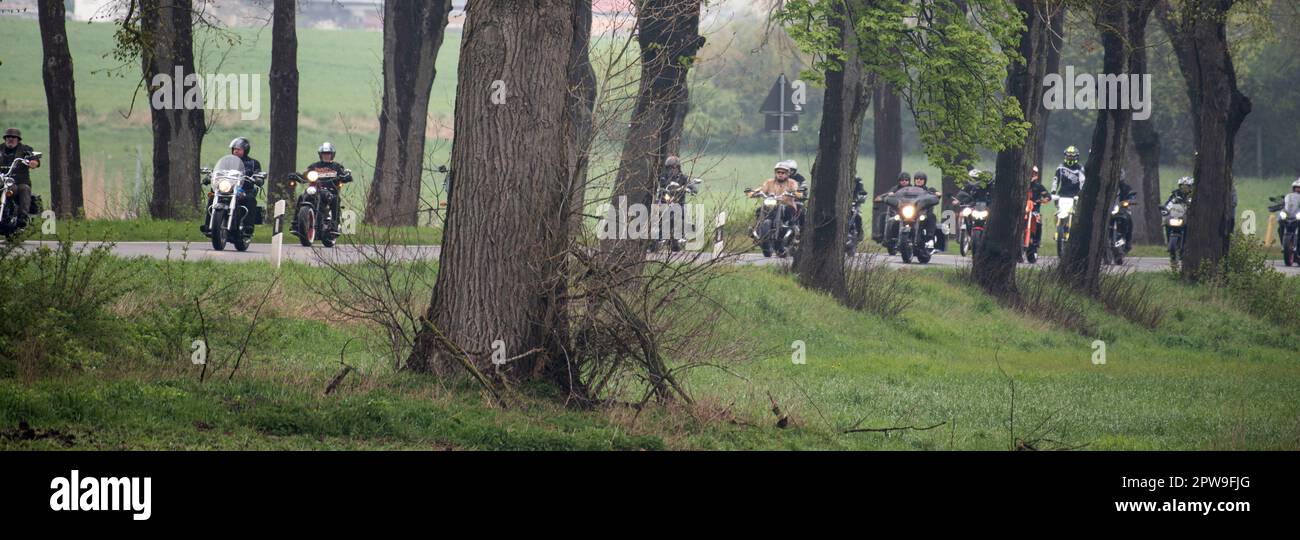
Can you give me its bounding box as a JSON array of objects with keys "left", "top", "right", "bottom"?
[
  {"left": 1031, "top": 5, "right": 1064, "bottom": 175},
  {"left": 407, "top": 0, "right": 576, "bottom": 382},
  {"left": 973, "top": 0, "right": 1049, "bottom": 295},
  {"left": 602, "top": 0, "right": 704, "bottom": 263},
  {"left": 1157, "top": 0, "right": 1252, "bottom": 280},
  {"left": 38, "top": 0, "right": 85, "bottom": 218},
  {"left": 565, "top": 0, "right": 597, "bottom": 235},
  {"left": 267, "top": 0, "right": 298, "bottom": 206},
  {"left": 1060, "top": 0, "right": 1154, "bottom": 294},
  {"left": 795, "top": 0, "right": 872, "bottom": 297},
  {"left": 870, "top": 82, "right": 902, "bottom": 239},
  {"left": 364, "top": 0, "right": 453, "bottom": 226},
  {"left": 1125, "top": 17, "right": 1161, "bottom": 245},
  {"left": 142, "top": 0, "right": 205, "bottom": 219}
]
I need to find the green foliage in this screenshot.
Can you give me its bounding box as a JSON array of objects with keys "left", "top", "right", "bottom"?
[
  {"left": 777, "top": 0, "right": 1029, "bottom": 177},
  {"left": 1207, "top": 233, "right": 1300, "bottom": 332}
]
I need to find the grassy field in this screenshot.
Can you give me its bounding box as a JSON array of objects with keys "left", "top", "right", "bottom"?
[{"left": 2, "top": 251, "right": 1297, "bottom": 450}]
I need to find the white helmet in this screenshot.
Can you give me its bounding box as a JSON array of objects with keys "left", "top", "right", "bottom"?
[
  {"left": 1178, "top": 176, "right": 1194, "bottom": 187},
  {"left": 968, "top": 169, "right": 982, "bottom": 179},
  {"left": 785, "top": 160, "right": 798, "bottom": 173},
  {"left": 774, "top": 161, "right": 790, "bottom": 173},
  {"left": 1291, "top": 177, "right": 1300, "bottom": 189},
  {"left": 318, "top": 142, "right": 336, "bottom": 155}
]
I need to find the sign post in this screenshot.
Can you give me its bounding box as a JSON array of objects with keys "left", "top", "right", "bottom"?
[
  {"left": 271, "top": 200, "right": 286, "bottom": 268},
  {"left": 760, "top": 74, "right": 805, "bottom": 160}
]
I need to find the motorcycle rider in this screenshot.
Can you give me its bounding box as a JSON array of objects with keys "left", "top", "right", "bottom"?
[
  {"left": 229, "top": 137, "right": 262, "bottom": 227},
  {"left": 1274, "top": 178, "right": 1300, "bottom": 241},
  {"left": 749, "top": 162, "right": 802, "bottom": 227},
  {"left": 300, "top": 142, "right": 353, "bottom": 229},
  {"left": 1053, "top": 146, "right": 1085, "bottom": 199},
  {"left": 913, "top": 171, "right": 945, "bottom": 251},
  {"left": 1026, "top": 166, "right": 1051, "bottom": 246},
  {"left": 1, "top": 128, "right": 41, "bottom": 228},
  {"left": 875, "top": 172, "right": 912, "bottom": 241},
  {"left": 785, "top": 160, "right": 807, "bottom": 189},
  {"left": 1166, "top": 176, "right": 1193, "bottom": 208},
  {"left": 660, "top": 155, "right": 689, "bottom": 190}
]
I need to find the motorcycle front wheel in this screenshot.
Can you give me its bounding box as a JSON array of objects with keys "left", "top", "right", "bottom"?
[
  {"left": 210, "top": 213, "right": 227, "bottom": 251},
  {"left": 297, "top": 208, "right": 316, "bottom": 247},
  {"left": 1169, "top": 234, "right": 1182, "bottom": 263},
  {"left": 1284, "top": 233, "right": 1295, "bottom": 266}
]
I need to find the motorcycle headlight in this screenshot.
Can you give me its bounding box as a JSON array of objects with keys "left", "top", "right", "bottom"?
[
  {"left": 901, "top": 205, "right": 916, "bottom": 219},
  {"left": 217, "top": 179, "right": 235, "bottom": 194},
  {"left": 1280, "top": 211, "right": 1287, "bottom": 220},
  {"left": 1122, "top": 200, "right": 1130, "bottom": 207},
  {"left": 307, "top": 171, "right": 319, "bottom": 182},
  {"left": 972, "top": 210, "right": 988, "bottom": 219},
  {"left": 663, "top": 193, "right": 672, "bottom": 203},
  {"left": 1169, "top": 218, "right": 1184, "bottom": 227},
  {"left": 764, "top": 197, "right": 777, "bottom": 208},
  {"left": 306, "top": 186, "right": 318, "bottom": 195},
  {"left": 961, "top": 207, "right": 973, "bottom": 217},
  {"left": 1111, "top": 204, "right": 1119, "bottom": 215}
]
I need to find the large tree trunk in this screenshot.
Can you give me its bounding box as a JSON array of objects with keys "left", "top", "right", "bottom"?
[
  {"left": 870, "top": 82, "right": 901, "bottom": 240},
  {"left": 38, "top": 0, "right": 84, "bottom": 218},
  {"left": 1031, "top": 6, "right": 1064, "bottom": 175},
  {"left": 973, "top": 0, "right": 1048, "bottom": 295},
  {"left": 364, "top": 0, "right": 453, "bottom": 226},
  {"left": 565, "top": 0, "right": 597, "bottom": 235},
  {"left": 1125, "top": 18, "right": 1162, "bottom": 245},
  {"left": 267, "top": 0, "right": 298, "bottom": 206},
  {"left": 1060, "top": 0, "right": 1154, "bottom": 294},
  {"left": 795, "top": 0, "right": 871, "bottom": 297},
  {"left": 407, "top": 0, "right": 576, "bottom": 380},
  {"left": 1157, "top": 0, "right": 1251, "bottom": 280},
  {"left": 602, "top": 0, "right": 703, "bottom": 264},
  {"left": 142, "top": 0, "right": 205, "bottom": 219}
]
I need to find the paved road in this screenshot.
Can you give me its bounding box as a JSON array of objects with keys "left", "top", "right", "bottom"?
[{"left": 24, "top": 240, "right": 1300, "bottom": 274}]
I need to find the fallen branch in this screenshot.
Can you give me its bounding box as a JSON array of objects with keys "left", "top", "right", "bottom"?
[
  {"left": 325, "top": 339, "right": 358, "bottom": 396},
  {"left": 843, "top": 421, "right": 947, "bottom": 435}
]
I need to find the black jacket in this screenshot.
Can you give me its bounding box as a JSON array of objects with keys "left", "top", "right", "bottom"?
[
  {"left": 0, "top": 144, "right": 38, "bottom": 186},
  {"left": 1165, "top": 188, "right": 1192, "bottom": 207},
  {"left": 304, "top": 161, "right": 351, "bottom": 184},
  {"left": 1053, "top": 164, "right": 1084, "bottom": 197}
]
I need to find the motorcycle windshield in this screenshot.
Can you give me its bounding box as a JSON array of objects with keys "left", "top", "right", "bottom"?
[
  {"left": 213, "top": 155, "right": 245, "bottom": 174},
  {"left": 1167, "top": 203, "right": 1186, "bottom": 219},
  {"left": 1284, "top": 194, "right": 1300, "bottom": 216},
  {"left": 885, "top": 186, "right": 940, "bottom": 210}
]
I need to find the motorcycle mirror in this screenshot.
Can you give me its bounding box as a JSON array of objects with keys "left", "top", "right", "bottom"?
[
  {"left": 691, "top": 178, "right": 703, "bottom": 184},
  {"left": 254, "top": 177, "right": 266, "bottom": 187},
  {"left": 27, "top": 152, "right": 42, "bottom": 160}
]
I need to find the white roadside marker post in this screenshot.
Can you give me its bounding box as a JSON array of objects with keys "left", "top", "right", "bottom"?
[
  {"left": 713, "top": 211, "right": 726, "bottom": 259},
  {"left": 272, "top": 200, "right": 286, "bottom": 268}
]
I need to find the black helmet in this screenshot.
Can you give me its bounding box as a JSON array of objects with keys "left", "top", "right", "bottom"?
[
  {"left": 913, "top": 171, "right": 928, "bottom": 185},
  {"left": 229, "top": 137, "right": 251, "bottom": 155},
  {"left": 898, "top": 171, "right": 911, "bottom": 185}
]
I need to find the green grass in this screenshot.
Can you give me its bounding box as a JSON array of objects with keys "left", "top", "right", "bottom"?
[{"left": 2, "top": 254, "right": 1296, "bottom": 450}]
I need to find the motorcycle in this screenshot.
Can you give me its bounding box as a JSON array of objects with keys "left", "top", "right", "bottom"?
[
  {"left": 1054, "top": 195, "right": 1077, "bottom": 257},
  {"left": 953, "top": 191, "right": 989, "bottom": 257},
  {"left": 0, "top": 151, "right": 43, "bottom": 241},
  {"left": 1269, "top": 194, "right": 1300, "bottom": 266},
  {"left": 746, "top": 187, "right": 804, "bottom": 258},
  {"left": 288, "top": 166, "right": 353, "bottom": 248},
  {"left": 1020, "top": 191, "right": 1051, "bottom": 263},
  {"left": 647, "top": 177, "right": 701, "bottom": 253},
  {"left": 1103, "top": 193, "right": 1137, "bottom": 266},
  {"left": 882, "top": 186, "right": 941, "bottom": 264},
  {"left": 1162, "top": 202, "right": 1188, "bottom": 264},
  {"left": 845, "top": 191, "right": 868, "bottom": 256},
  {"left": 201, "top": 155, "right": 265, "bottom": 252}
]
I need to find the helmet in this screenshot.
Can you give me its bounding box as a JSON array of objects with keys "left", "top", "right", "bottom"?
[
  {"left": 1178, "top": 176, "right": 1194, "bottom": 187},
  {"left": 786, "top": 160, "right": 798, "bottom": 173},
  {"left": 229, "top": 137, "right": 251, "bottom": 155},
  {"left": 913, "top": 171, "right": 928, "bottom": 185},
  {"left": 968, "top": 169, "right": 982, "bottom": 179},
  {"left": 1064, "top": 146, "right": 1080, "bottom": 166},
  {"left": 1291, "top": 177, "right": 1300, "bottom": 189},
  {"left": 318, "top": 142, "right": 336, "bottom": 155},
  {"left": 898, "top": 171, "right": 912, "bottom": 185},
  {"left": 3, "top": 127, "right": 20, "bottom": 140},
  {"left": 774, "top": 161, "right": 789, "bottom": 172},
  {"left": 665, "top": 155, "right": 681, "bottom": 168}
]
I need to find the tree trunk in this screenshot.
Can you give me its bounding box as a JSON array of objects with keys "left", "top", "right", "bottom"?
[
  {"left": 364, "top": 0, "right": 453, "bottom": 227},
  {"left": 142, "top": 0, "right": 205, "bottom": 219},
  {"left": 870, "top": 82, "right": 901, "bottom": 240},
  {"left": 38, "top": 0, "right": 84, "bottom": 218},
  {"left": 795, "top": 0, "right": 871, "bottom": 298},
  {"left": 1125, "top": 18, "right": 1161, "bottom": 245},
  {"left": 267, "top": 0, "right": 298, "bottom": 207},
  {"left": 602, "top": 0, "right": 704, "bottom": 264},
  {"left": 1157, "top": 0, "right": 1251, "bottom": 280},
  {"left": 1060, "top": 0, "right": 1154, "bottom": 294},
  {"left": 407, "top": 0, "right": 576, "bottom": 380},
  {"left": 1031, "top": 6, "right": 1064, "bottom": 175},
  {"left": 973, "top": 0, "right": 1048, "bottom": 295},
  {"left": 565, "top": 0, "right": 597, "bottom": 236}
]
